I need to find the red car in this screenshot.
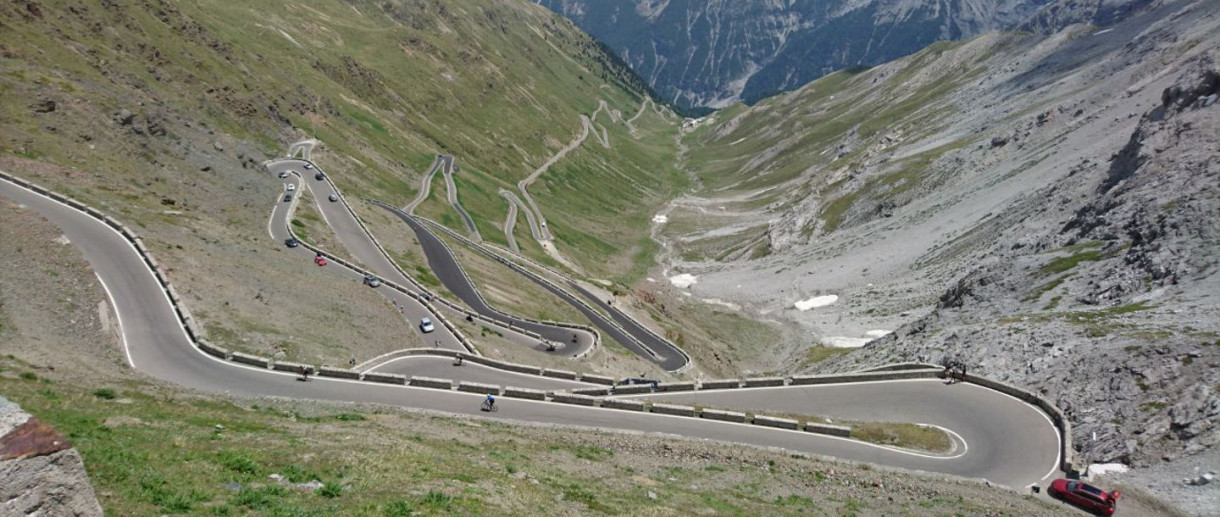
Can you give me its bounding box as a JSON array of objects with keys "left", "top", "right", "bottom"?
[
  {"left": 1048, "top": 479, "right": 1120, "bottom": 516},
  {"left": 314, "top": 254, "right": 328, "bottom": 266}
]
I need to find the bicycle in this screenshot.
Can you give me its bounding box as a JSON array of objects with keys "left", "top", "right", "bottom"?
[{"left": 480, "top": 399, "right": 499, "bottom": 412}]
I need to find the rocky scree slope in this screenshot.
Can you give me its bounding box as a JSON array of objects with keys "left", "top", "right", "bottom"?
[
  {"left": 831, "top": 47, "right": 1220, "bottom": 513},
  {"left": 533, "top": 0, "right": 1154, "bottom": 111},
  {"left": 654, "top": 1, "right": 1217, "bottom": 509}
]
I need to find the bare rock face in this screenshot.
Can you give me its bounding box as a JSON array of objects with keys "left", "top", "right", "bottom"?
[{"left": 0, "top": 397, "right": 102, "bottom": 517}]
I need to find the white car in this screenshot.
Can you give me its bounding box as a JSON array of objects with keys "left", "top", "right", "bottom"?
[
  {"left": 286, "top": 184, "right": 295, "bottom": 192},
  {"left": 278, "top": 171, "right": 289, "bottom": 178},
  {"left": 328, "top": 194, "right": 339, "bottom": 202},
  {"left": 303, "top": 163, "right": 313, "bottom": 170},
  {"left": 419, "top": 317, "right": 435, "bottom": 333}
]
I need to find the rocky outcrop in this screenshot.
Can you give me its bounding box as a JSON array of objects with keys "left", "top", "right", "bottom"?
[
  {"left": 0, "top": 397, "right": 102, "bottom": 517},
  {"left": 830, "top": 53, "right": 1220, "bottom": 477}
]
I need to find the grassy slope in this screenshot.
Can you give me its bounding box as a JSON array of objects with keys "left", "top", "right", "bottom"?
[
  {"left": 0, "top": 0, "right": 677, "bottom": 362},
  {"left": 0, "top": 360, "right": 1060, "bottom": 516}
]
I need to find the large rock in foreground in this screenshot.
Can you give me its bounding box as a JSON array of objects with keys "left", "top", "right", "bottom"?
[{"left": 0, "top": 396, "right": 102, "bottom": 516}]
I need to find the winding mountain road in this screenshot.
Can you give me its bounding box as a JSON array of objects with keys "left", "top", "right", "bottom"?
[{"left": 0, "top": 169, "right": 1062, "bottom": 492}]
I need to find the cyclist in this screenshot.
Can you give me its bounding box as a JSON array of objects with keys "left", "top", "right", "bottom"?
[{"left": 484, "top": 394, "right": 496, "bottom": 411}]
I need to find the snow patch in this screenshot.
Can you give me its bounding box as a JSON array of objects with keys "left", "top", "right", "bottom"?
[
  {"left": 701, "top": 298, "right": 741, "bottom": 311},
  {"left": 669, "top": 274, "right": 698, "bottom": 288},
  {"left": 54, "top": 235, "right": 71, "bottom": 245},
  {"left": 821, "top": 336, "right": 871, "bottom": 348},
  {"left": 652, "top": 214, "right": 669, "bottom": 224},
  {"left": 1087, "top": 463, "right": 1129, "bottom": 477},
  {"left": 794, "top": 295, "right": 839, "bottom": 311},
  {"left": 865, "top": 330, "right": 891, "bottom": 338}
]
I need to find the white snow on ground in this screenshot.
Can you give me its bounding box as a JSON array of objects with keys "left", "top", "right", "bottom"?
[
  {"left": 794, "top": 295, "right": 839, "bottom": 311},
  {"left": 1087, "top": 463, "right": 1129, "bottom": 477},
  {"left": 701, "top": 298, "right": 741, "bottom": 310},
  {"left": 822, "top": 336, "right": 872, "bottom": 348},
  {"left": 669, "top": 274, "right": 698, "bottom": 288},
  {"left": 652, "top": 214, "right": 669, "bottom": 224},
  {"left": 865, "top": 330, "right": 892, "bottom": 338}
]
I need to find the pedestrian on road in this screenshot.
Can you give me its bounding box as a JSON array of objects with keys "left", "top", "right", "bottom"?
[
  {"left": 943, "top": 364, "right": 953, "bottom": 384},
  {"left": 960, "top": 364, "right": 968, "bottom": 382}
]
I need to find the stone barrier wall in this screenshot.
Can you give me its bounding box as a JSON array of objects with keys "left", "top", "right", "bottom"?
[
  {"left": 700, "top": 409, "right": 747, "bottom": 423},
  {"left": 655, "top": 382, "right": 696, "bottom": 392},
  {"left": 362, "top": 372, "right": 407, "bottom": 385},
  {"left": 742, "top": 377, "right": 786, "bottom": 388},
  {"left": 408, "top": 377, "right": 454, "bottom": 390},
  {"left": 318, "top": 366, "right": 360, "bottom": 380},
  {"left": 502, "top": 387, "right": 546, "bottom": 400},
  {"left": 271, "top": 361, "right": 311, "bottom": 374},
  {"left": 457, "top": 382, "right": 500, "bottom": 395},
  {"left": 601, "top": 399, "right": 646, "bottom": 411},
  {"left": 197, "top": 339, "right": 229, "bottom": 360},
  {"left": 580, "top": 374, "right": 616, "bottom": 386},
  {"left": 649, "top": 403, "right": 696, "bottom": 417},
  {"left": 570, "top": 388, "right": 612, "bottom": 397},
  {"left": 699, "top": 379, "right": 741, "bottom": 390},
  {"left": 550, "top": 393, "right": 597, "bottom": 406},
  {"left": 542, "top": 369, "right": 579, "bottom": 380},
  {"left": 753, "top": 415, "right": 799, "bottom": 430},
  {"left": 610, "top": 384, "right": 654, "bottom": 395},
  {"left": 230, "top": 353, "right": 269, "bottom": 368},
  {"left": 805, "top": 422, "right": 852, "bottom": 437}
]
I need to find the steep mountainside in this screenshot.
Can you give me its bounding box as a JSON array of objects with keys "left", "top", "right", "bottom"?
[
  {"left": 657, "top": 0, "right": 1218, "bottom": 510},
  {"left": 0, "top": 0, "right": 677, "bottom": 365},
  {"left": 533, "top": 0, "right": 1055, "bottom": 111}
]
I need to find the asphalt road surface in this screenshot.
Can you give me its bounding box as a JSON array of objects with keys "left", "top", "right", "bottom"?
[
  {"left": 264, "top": 163, "right": 467, "bottom": 352},
  {"left": 377, "top": 201, "right": 602, "bottom": 357},
  {"left": 0, "top": 172, "right": 1062, "bottom": 491}
]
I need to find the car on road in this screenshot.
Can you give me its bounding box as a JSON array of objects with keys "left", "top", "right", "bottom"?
[
  {"left": 278, "top": 171, "right": 289, "bottom": 178},
  {"left": 328, "top": 194, "right": 339, "bottom": 202},
  {"left": 286, "top": 184, "right": 295, "bottom": 192},
  {"left": 1048, "top": 479, "right": 1120, "bottom": 516},
  {"left": 363, "top": 274, "right": 381, "bottom": 288},
  {"left": 303, "top": 163, "right": 313, "bottom": 170},
  {"left": 283, "top": 193, "right": 292, "bottom": 202},
  {"left": 315, "top": 172, "right": 325, "bottom": 181},
  {"left": 419, "top": 317, "right": 435, "bottom": 333},
  {"left": 284, "top": 238, "right": 299, "bottom": 248},
  {"left": 314, "top": 255, "right": 328, "bottom": 266}
]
